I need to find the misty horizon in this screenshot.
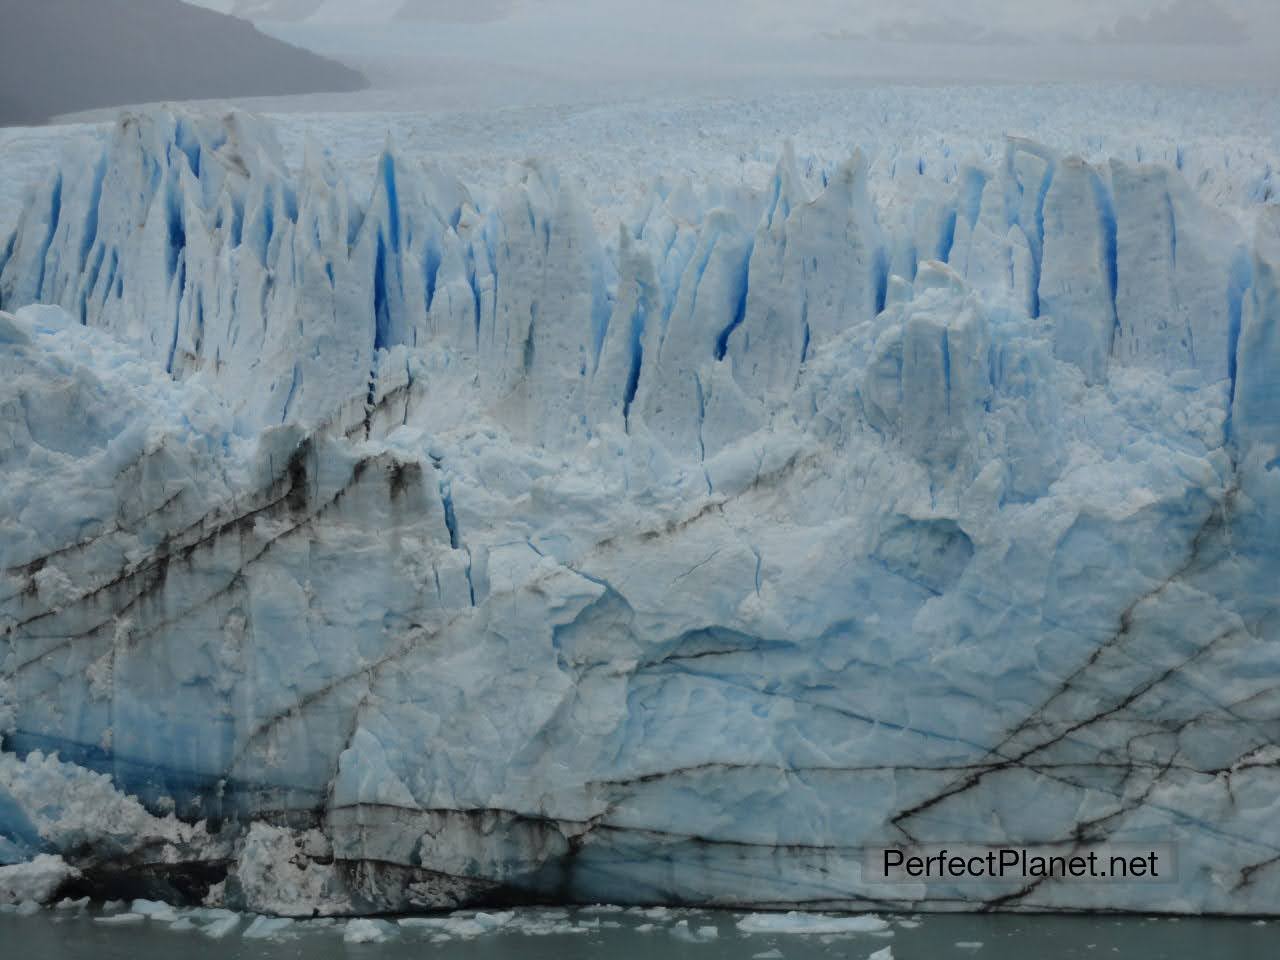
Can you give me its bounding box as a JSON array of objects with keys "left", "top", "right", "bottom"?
[{"left": 3, "top": 0, "right": 1279, "bottom": 130}]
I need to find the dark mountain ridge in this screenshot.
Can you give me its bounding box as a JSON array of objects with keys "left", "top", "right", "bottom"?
[{"left": 0, "top": 0, "right": 367, "bottom": 127}]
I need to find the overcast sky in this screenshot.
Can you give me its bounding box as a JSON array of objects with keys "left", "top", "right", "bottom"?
[
  {"left": 173, "top": 0, "right": 1280, "bottom": 100},
  {"left": 744, "top": 0, "right": 1270, "bottom": 37},
  {"left": 193, "top": 0, "right": 1278, "bottom": 41}
]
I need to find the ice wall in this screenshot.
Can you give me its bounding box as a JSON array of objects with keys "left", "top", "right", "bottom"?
[{"left": 0, "top": 109, "right": 1278, "bottom": 916}]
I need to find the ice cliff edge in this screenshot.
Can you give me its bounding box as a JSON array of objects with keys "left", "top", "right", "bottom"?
[{"left": 0, "top": 108, "right": 1278, "bottom": 915}]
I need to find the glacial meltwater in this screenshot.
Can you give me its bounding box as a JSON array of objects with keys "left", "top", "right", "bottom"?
[{"left": 2, "top": 905, "right": 1275, "bottom": 960}]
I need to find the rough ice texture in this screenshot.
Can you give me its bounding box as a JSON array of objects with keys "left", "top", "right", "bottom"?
[
  {"left": 0, "top": 106, "right": 1278, "bottom": 916},
  {"left": 0, "top": 854, "right": 79, "bottom": 905}
]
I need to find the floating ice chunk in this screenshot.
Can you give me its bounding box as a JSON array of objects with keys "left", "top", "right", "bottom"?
[
  {"left": 344, "top": 918, "right": 396, "bottom": 943},
  {"left": 504, "top": 910, "right": 589, "bottom": 937},
  {"left": 15, "top": 900, "right": 41, "bottom": 916},
  {"left": 54, "top": 897, "right": 90, "bottom": 911},
  {"left": 868, "top": 948, "right": 893, "bottom": 960},
  {"left": 753, "top": 951, "right": 785, "bottom": 959},
  {"left": 956, "top": 943, "right": 984, "bottom": 950},
  {"left": 439, "top": 918, "right": 486, "bottom": 937},
  {"left": 399, "top": 911, "right": 510, "bottom": 938},
  {"left": 633, "top": 906, "right": 670, "bottom": 919},
  {"left": 131, "top": 899, "right": 178, "bottom": 921},
  {"left": 189, "top": 907, "right": 239, "bottom": 924},
  {"left": 737, "top": 912, "right": 891, "bottom": 935},
  {"left": 96, "top": 912, "right": 145, "bottom": 925},
  {"left": 670, "top": 919, "right": 719, "bottom": 942},
  {"left": 243, "top": 916, "right": 296, "bottom": 940}
]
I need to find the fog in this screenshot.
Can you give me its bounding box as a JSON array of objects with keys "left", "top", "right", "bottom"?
[
  {"left": 213, "top": 0, "right": 1280, "bottom": 64},
  {"left": 239, "top": 0, "right": 1280, "bottom": 110},
  {"left": 3, "top": 0, "right": 1279, "bottom": 126}
]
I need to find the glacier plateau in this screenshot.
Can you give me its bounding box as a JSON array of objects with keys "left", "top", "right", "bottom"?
[{"left": 0, "top": 106, "right": 1278, "bottom": 916}]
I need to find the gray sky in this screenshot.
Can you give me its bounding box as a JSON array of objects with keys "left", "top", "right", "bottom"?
[
  {"left": 194, "top": 0, "right": 1277, "bottom": 42},
  {"left": 744, "top": 0, "right": 1268, "bottom": 38},
  {"left": 3, "top": 0, "right": 1272, "bottom": 130},
  {"left": 198, "top": 0, "right": 1280, "bottom": 77},
  {"left": 217, "top": 0, "right": 1277, "bottom": 93}
]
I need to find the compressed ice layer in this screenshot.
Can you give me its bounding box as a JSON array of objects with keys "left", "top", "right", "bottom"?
[{"left": 0, "top": 106, "right": 1279, "bottom": 916}]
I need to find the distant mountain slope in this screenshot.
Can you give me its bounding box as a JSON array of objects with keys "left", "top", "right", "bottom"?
[{"left": 0, "top": 0, "right": 367, "bottom": 126}]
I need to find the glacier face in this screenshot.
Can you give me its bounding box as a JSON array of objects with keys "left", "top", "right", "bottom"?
[{"left": 0, "top": 107, "right": 1279, "bottom": 916}]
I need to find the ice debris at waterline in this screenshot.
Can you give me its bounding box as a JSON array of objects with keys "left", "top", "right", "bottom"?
[
  {"left": 0, "top": 106, "right": 1279, "bottom": 917},
  {"left": 0, "top": 901, "right": 914, "bottom": 946}
]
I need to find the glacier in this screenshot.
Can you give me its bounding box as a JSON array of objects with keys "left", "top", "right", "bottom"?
[{"left": 0, "top": 106, "right": 1278, "bottom": 916}]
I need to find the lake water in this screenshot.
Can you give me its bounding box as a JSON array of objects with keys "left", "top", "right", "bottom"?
[{"left": 2, "top": 904, "right": 1275, "bottom": 960}]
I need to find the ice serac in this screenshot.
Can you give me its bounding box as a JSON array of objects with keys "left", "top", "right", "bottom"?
[
  {"left": 861, "top": 263, "right": 991, "bottom": 472},
  {"left": 2, "top": 108, "right": 1279, "bottom": 917},
  {"left": 1233, "top": 207, "right": 1280, "bottom": 451},
  {"left": 1110, "top": 158, "right": 1245, "bottom": 385},
  {"left": 1039, "top": 156, "right": 1116, "bottom": 385},
  {"left": 726, "top": 147, "right": 885, "bottom": 405}
]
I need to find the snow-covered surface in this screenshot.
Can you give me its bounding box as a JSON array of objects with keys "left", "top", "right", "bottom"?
[
  {"left": 8, "top": 84, "right": 1280, "bottom": 241},
  {"left": 0, "top": 81, "right": 1278, "bottom": 918}
]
